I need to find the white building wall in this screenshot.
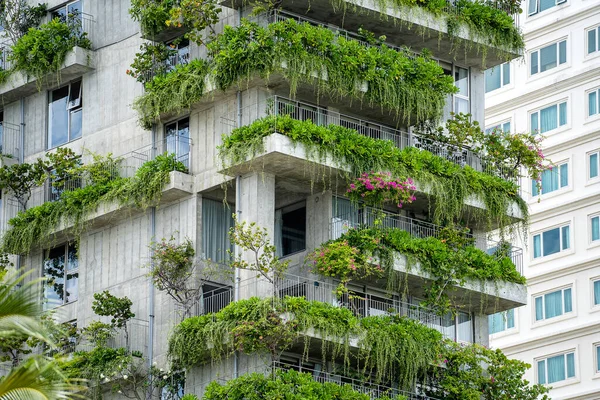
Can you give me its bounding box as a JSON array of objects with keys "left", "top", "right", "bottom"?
[{"left": 486, "top": 1, "right": 600, "bottom": 398}]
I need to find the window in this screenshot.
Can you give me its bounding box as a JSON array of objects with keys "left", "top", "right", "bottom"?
[
  {"left": 485, "top": 63, "right": 510, "bottom": 93},
  {"left": 528, "top": 0, "right": 567, "bottom": 16},
  {"left": 0, "top": 110, "right": 3, "bottom": 154},
  {"left": 531, "top": 162, "right": 568, "bottom": 196},
  {"left": 275, "top": 202, "right": 306, "bottom": 257},
  {"left": 489, "top": 309, "right": 515, "bottom": 334},
  {"left": 588, "top": 151, "right": 600, "bottom": 180},
  {"left": 201, "top": 198, "right": 234, "bottom": 263},
  {"left": 434, "top": 311, "right": 473, "bottom": 343},
  {"left": 534, "top": 287, "right": 572, "bottom": 321},
  {"left": 164, "top": 117, "right": 190, "bottom": 170},
  {"left": 530, "top": 40, "right": 567, "bottom": 75},
  {"left": 52, "top": 1, "right": 83, "bottom": 32},
  {"left": 591, "top": 216, "right": 600, "bottom": 242},
  {"left": 485, "top": 121, "right": 511, "bottom": 135},
  {"left": 593, "top": 279, "right": 600, "bottom": 306},
  {"left": 533, "top": 224, "right": 570, "bottom": 259},
  {"left": 596, "top": 344, "right": 600, "bottom": 374},
  {"left": 454, "top": 66, "right": 469, "bottom": 114},
  {"left": 530, "top": 101, "right": 567, "bottom": 134},
  {"left": 587, "top": 25, "right": 600, "bottom": 55},
  {"left": 48, "top": 80, "right": 82, "bottom": 148},
  {"left": 43, "top": 244, "right": 78, "bottom": 309},
  {"left": 165, "top": 38, "right": 190, "bottom": 71},
  {"left": 588, "top": 88, "right": 600, "bottom": 117},
  {"left": 537, "top": 351, "right": 575, "bottom": 384}
]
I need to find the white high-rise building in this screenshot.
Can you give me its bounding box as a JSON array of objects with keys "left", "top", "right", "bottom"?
[{"left": 485, "top": 1, "right": 600, "bottom": 399}]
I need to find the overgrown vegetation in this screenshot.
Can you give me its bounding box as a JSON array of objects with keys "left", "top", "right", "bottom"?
[
  {"left": 170, "top": 296, "right": 549, "bottom": 399},
  {"left": 134, "top": 19, "right": 456, "bottom": 127},
  {"left": 218, "top": 115, "right": 528, "bottom": 230},
  {"left": 311, "top": 227, "right": 525, "bottom": 310},
  {"left": 169, "top": 296, "right": 440, "bottom": 390},
  {"left": 6, "top": 17, "right": 91, "bottom": 85},
  {"left": 203, "top": 369, "right": 409, "bottom": 400},
  {"left": 1, "top": 152, "right": 186, "bottom": 255}
]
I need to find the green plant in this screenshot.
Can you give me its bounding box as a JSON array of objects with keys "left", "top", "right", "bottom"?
[
  {"left": 0, "top": 0, "right": 47, "bottom": 44},
  {"left": 127, "top": 41, "right": 178, "bottom": 83},
  {"left": 0, "top": 159, "right": 47, "bottom": 208},
  {"left": 81, "top": 321, "right": 115, "bottom": 347},
  {"left": 92, "top": 291, "right": 135, "bottom": 349},
  {"left": 166, "top": 0, "right": 222, "bottom": 44},
  {"left": 134, "top": 59, "right": 209, "bottom": 129},
  {"left": 9, "top": 18, "right": 91, "bottom": 85},
  {"left": 129, "top": 0, "right": 176, "bottom": 37},
  {"left": 227, "top": 215, "right": 289, "bottom": 286},
  {"left": 218, "top": 115, "right": 528, "bottom": 231}
]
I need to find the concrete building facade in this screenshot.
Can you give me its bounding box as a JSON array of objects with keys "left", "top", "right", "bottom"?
[
  {"left": 1, "top": 0, "right": 531, "bottom": 398},
  {"left": 485, "top": 1, "right": 600, "bottom": 399}
]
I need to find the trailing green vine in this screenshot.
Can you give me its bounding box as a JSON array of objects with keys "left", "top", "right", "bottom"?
[
  {"left": 218, "top": 115, "right": 528, "bottom": 230},
  {"left": 169, "top": 296, "right": 441, "bottom": 390},
  {"left": 7, "top": 18, "right": 91, "bottom": 85},
  {"left": 311, "top": 227, "right": 525, "bottom": 311},
  {"left": 2, "top": 153, "right": 186, "bottom": 255},
  {"left": 134, "top": 19, "right": 456, "bottom": 127}
]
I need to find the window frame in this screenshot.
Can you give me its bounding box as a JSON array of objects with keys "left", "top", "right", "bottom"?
[
  {"left": 488, "top": 308, "right": 516, "bottom": 335},
  {"left": 591, "top": 278, "right": 600, "bottom": 309},
  {"left": 485, "top": 120, "right": 511, "bottom": 135},
  {"left": 585, "top": 24, "right": 600, "bottom": 56},
  {"left": 529, "top": 39, "right": 568, "bottom": 76},
  {"left": 484, "top": 62, "right": 511, "bottom": 93},
  {"left": 529, "top": 100, "right": 568, "bottom": 135},
  {"left": 586, "top": 87, "right": 600, "bottom": 118},
  {"left": 531, "top": 160, "right": 569, "bottom": 198},
  {"left": 275, "top": 201, "right": 307, "bottom": 258},
  {"left": 453, "top": 65, "right": 470, "bottom": 115},
  {"left": 528, "top": 0, "right": 568, "bottom": 17},
  {"left": 590, "top": 214, "right": 600, "bottom": 244},
  {"left": 42, "top": 243, "right": 78, "bottom": 310},
  {"left": 588, "top": 150, "right": 600, "bottom": 181},
  {"left": 47, "top": 79, "right": 83, "bottom": 149},
  {"left": 532, "top": 223, "right": 571, "bottom": 260},
  {"left": 535, "top": 350, "right": 577, "bottom": 386},
  {"left": 533, "top": 286, "right": 573, "bottom": 323}
]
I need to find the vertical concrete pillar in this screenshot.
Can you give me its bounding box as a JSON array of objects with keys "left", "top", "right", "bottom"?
[
  {"left": 306, "top": 190, "right": 332, "bottom": 252},
  {"left": 473, "top": 314, "right": 490, "bottom": 347},
  {"left": 238, "top": 172, "right": 276, "bottom": 299}
]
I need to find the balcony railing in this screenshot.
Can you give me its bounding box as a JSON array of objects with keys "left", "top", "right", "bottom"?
[
  {"left": 27, "top": 135, "right": 192, "bottom": 208},
  {"left": 220, "top": 96, "right": 519, "bottom": 184},
  {"left": 273, "top": 361, "right": 439, "bottom": 400},
  {"left": 331, "top": 208, "right": 523, "bottom": 274},
  {"left": 0, "top": 121, "right": 20, "bottom": 160},
  {"left": 69, "top": 318, "right": 149, "bottom": 356},
  {"left": 178, "top": 272, "right": 471, "bottom": 343}
]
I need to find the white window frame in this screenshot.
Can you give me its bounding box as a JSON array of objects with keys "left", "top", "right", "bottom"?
[
  {"left": 488, "top": 308, "right": 516, "bottom": 336},
  {"left": 586, "top": 87, "right": 600, "bottom": 118},
  {"left": 533, "top": 286, "right": 573, "bottom": 322},
  {"left": 585, "top": 25, "right": 600, "bottom": 56},
  {"left": 592, "top": 278, "right": 600, "bottom": 309},
  {"left": 453, "top": 65, "right": 470, "bottom": 115},
  {"left": 590, "top": 214, "right": 600, "bottom": 244},
  {"left": 588, "top": 149, "right": 600, "bottom": 181},
  {"left": 43, "top": 243, "right": 78, "bottom": 310},
  {"left": 528, "top": 0, "right": 567, "bottom": 17},
  {"left": 529, "top": 39, "right": 568, "bottom": 76},
  {"left": 529, "top": 100, "right": 568, "bottom": 135},
  {"left": 485, "top": 119, "right": 511, "bottom": 135},
  {"left": 531, "top": 160, "right": 569, "bottom": 198},
  {"left": 532, "top": 223, "right": 571, "bottom": 260},
  {"left": 535, "top": 349, "right": 577, "bottom": 386},
  {"left": 484, "top": 62, "right": 511, "bottom": 93},
  {"left": 594, "top": 343, "right": 600, "bottom": 376}
]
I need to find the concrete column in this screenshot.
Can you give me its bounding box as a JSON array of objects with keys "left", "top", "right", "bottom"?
[
  {"left": 473, "top": 314, "right": 489, "bottom": 347},
  {"left": 238, "top": 172, "right": 276, "bottom": 299},
  {"left": 306, "top": 190, "right": 332, "bottom": 252}
]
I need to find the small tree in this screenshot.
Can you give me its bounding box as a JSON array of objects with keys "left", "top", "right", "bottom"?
[
  {"left": 92, "top": 291, "right": 135, "bottom": 350},
  {"left": 0, "top": 160, "right": 47, "bottom": 209},
  {"left": 227, "top": 215, "right": 289, "bottom": 287},
  {"left": 0, "top": 0, "right": 47, "bottom": 44}
]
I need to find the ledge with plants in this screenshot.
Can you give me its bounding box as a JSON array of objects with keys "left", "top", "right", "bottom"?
[
  {"left": 0, "top": 17, "right": 93, "bottom": 99},
  {"left": 0, "top": 151, "right": 190, "bottom": 255},
  {"left": 218, "top": 115, "right": 535, "bottom": 232},
  {"left": 169, "top": 296, "right": 549, "bottom": 400},
  {"left": 133, "top": 18, "right": 456, "bottom": 128},
  {"left": 310, "top": 226, "right": 526, "bottom": 312}
]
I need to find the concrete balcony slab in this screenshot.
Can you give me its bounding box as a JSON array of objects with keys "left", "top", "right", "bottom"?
[{"left": 0, "top": 46, "right": 95, "bottom": 105}]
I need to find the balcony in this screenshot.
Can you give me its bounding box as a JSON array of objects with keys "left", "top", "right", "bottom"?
[
  {"left": 0, "top": 121, "right": 21, "bottom": 161},
  {"left": 0, "top": 13, "right": 96, "bottom": 104},
  {"left": 180, "top": 272, "right": 477, "bottom": 343},
  {"left": 218, "top": 1, "right": 522, "bottom": 68}
]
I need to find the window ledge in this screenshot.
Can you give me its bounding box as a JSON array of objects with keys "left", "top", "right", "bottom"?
[
  {"left": 528, "top": 63, "right": 570, "bottom": 84},
  {"left": 543, "top": 377, "right": 580, "bottom": 390},
  {"left": 529, "top": 186, "right": 572, "bottom": 204},
  {"left": 532, "top": 311, "right": 576, "bottom": 329},
  {"left": 526, "top": 2, "right": 570, "bottom": 24},
  {"left": 529, "top": 248, "right": 574, "bottom": 267},
  {"left": 489, "top": 327, "right": 518, "bottom": 339}
]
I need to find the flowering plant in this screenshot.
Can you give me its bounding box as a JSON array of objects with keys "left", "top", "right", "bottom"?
[
  {"left": 347, "top": 172, "right": 417, "bottom": 209},
  {"left": 308, "top": 240, "right": 384, "bottom": 296}
]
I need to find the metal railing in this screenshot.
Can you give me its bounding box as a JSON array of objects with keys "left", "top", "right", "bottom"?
[
  {"left": 0, "top": 40, "right": 13, "bottom": 72},
  {"left": 75, "top": 319, "right": 149, "bottom": 356},
  {"left": 0, "top": 121, "right": 20, "bottom": 160},
  {"left": 272, "top": 361, "right": 439, "bottom": 400},
  {"left": 26, "top": 135, "right": 192, "bottom": 208},
  {"left": 221, "top": 96, "right": 518, "bottom": 183},
  {"left": 331, "top": 208, "right": 523, "bottom": 274},
  {"left": 179, "top": 272, "right": 466, "bottom": 342}
]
